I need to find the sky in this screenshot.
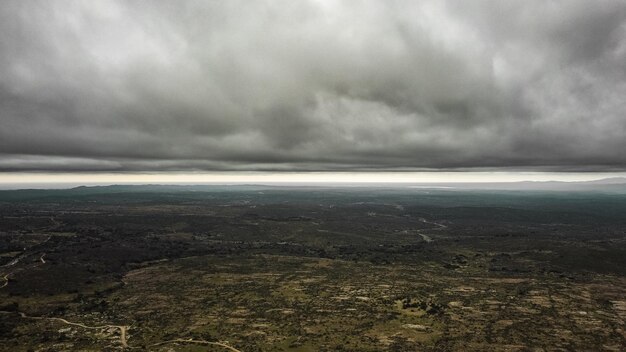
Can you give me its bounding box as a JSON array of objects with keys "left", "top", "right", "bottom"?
[{"left": 1, "top": 1, "right": 626, "bottom": 183}]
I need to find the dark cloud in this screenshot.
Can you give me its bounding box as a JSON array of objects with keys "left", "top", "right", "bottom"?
[{"left": 1, "top": 0, "right": 626, "bottom": 172}]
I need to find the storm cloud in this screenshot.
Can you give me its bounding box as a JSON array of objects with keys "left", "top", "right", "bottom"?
[{"left": 1, "top": 0, "right": 626, "bottom": 172}]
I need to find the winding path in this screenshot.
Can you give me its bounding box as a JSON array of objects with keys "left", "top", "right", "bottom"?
[
  {"left": 1, "top": 253, "right": 47, "bottom": 290},
  {"left": 413, "top": 217, "right": 448, "bottom": 243},
  {"left": 0, "top": 311, "right": 129, "bottom": 348},
  {"left": 0, "top": 234, "right": 52, "bottom": 289},
  {"left": 417, "top": 233, "right": 433, "bottom": 243},
  {"left": 150, "top": 338, "right": 242, "bottom": 352},
  {"left": 418, "top": 217, "right": 447, "bottom": 229},
  {"left": 0, "top": 310, "right": 245, "bottom": 351}
]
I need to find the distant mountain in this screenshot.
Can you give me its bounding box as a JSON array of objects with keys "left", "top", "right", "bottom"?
[
  {"left": 0, "top": 178, "right": 625, "bottom": 201},
  {"left": 411, "top": 178, "right": 626, "bottom": 191},
  {"left": 576, "top": 177, "right": 626, "bottom": 184}
]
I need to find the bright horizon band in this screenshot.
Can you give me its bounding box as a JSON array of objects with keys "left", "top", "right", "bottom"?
[{"left": 0, "top": 171, "right": 625, "bottom": 187}]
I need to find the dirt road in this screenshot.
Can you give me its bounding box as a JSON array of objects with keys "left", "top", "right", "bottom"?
[
  {"left": 0, "top": 311, "right": 129, "bottom": 348},
  {"left": 150, "top": 338, "right": 242, "bottom": 352}
]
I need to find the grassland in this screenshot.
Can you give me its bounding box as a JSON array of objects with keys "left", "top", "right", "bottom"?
[{"left": 0, "top": 186, "right": 625, "bottom": 351}]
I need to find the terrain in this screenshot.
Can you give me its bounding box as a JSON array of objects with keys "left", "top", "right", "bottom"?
[{"left": 0, "top": 185, "right": 625, "bottom": 351}]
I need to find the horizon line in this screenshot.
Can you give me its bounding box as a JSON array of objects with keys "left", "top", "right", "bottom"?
[{"left": 1, "top": 171, "right": 626, "bottom": 189}]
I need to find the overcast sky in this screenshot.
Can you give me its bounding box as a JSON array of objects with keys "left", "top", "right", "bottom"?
[{"left": 1, "top": 1, "right": 626, "bottom": 175}]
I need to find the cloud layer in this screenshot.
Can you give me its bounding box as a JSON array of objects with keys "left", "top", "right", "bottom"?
[{"left": 1, "top": 0, "right": 626, "bottom": 172}]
